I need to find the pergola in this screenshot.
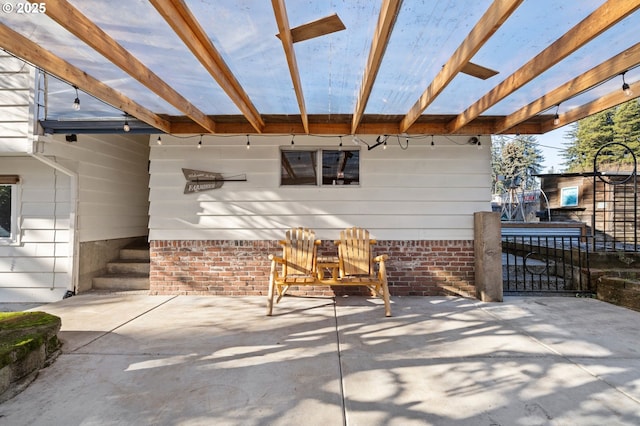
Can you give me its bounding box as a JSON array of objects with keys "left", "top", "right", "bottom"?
[{"left": 1, "top": 0, "right": 639, "bottom": 136}]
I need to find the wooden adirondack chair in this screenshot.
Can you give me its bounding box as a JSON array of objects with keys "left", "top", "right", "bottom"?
[
  {"left": 267, "top": 227, "right": 321, "bottom": 315},
  {"left": 336, "top": 227, "right": 392, "bottom": 316}
]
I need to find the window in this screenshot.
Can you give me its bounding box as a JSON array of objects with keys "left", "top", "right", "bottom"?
[
  {"left": 281, "top": 149, "right": 360, "bottom": 186},
  {"left": 322, "top": 150, "right": 359, "bottom": 185},
  {"left": 0, "top": 175, "right": 19, "bottom": 243},
  {"left": 560, "top": 186, "right": 579, "bottom": 207}
]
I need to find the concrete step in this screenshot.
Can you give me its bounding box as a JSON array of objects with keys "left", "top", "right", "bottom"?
[
  {"left": 120, "top": 247, "right": 150, "bottom": 261},
  {"left": 91, "top": 243, "right": 150, "bottom": 291},
  {"left": 106, "top": 260, "right": 150, "bottom": 275},
  {"left": 92, "top": 275, "right": 150, "bottom": 291}
]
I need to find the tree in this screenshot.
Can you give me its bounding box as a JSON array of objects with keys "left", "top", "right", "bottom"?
[
  {"left": 562, "top": 99, "right": 640, "bottom": 172},
  {"left": 491, "top": 135, "right": 544, "bottom": 194},
  {"left": 562, "top": 109, "right": 614, "bottom": 172},
  {"left": 612, "top": 99, "right": 640, "bottom": 152}
]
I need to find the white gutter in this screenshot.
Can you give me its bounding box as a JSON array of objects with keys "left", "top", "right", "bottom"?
[{"left": 29, "top": 137, "right": 79, "bottom": 296}]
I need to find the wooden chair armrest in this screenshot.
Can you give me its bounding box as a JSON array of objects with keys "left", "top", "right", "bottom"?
[
  {"left": 373, "top": 254, "right": 388, "bottom": 263},
  {"left": 269, "top": 254, "right": 285, "bottom": 264}
]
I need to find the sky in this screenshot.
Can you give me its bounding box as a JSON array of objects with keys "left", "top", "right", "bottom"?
[{"left": 535, "top": 126, "right": 572, "bottom": 173}]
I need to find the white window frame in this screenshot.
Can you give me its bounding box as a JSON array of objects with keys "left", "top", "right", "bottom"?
[
  {"left": 280, "top": 147, "right": 360, "bottom": 187},
  {"left": 0, "top": 183, "right": 21, "bottom": 245}
]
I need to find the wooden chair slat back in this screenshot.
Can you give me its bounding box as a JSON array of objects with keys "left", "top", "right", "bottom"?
[
  {"left": 283, "top": 227, "right": 317, "bottom": 276},
  {"left": 339, "top": 227, "right": 372, "bottom": 277}
]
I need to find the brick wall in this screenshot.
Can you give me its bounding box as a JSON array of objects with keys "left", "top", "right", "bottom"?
[{"left": 149, "top": 240, "right": 475, "bottom": 297}]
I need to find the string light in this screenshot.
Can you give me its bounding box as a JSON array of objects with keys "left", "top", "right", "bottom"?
[
  {"left": 553, "top": 104, "right": 560, "bottom": 126},
  {"left": 72, "top": 86, "right": 80, "bottom": 111},
  {"left": 197, "top": 134, "right": 203, "bottom": 149},
  {"left": 290, "top": 135, "right": 295, "bottom": 146},
  {"left": 338, "top": 136, "right": 343, "bottom": 151},
  {"left": 430, "top": 135, "right": 435, "bottom": 150},
  {"left": 621, "top": 71, "right": 633, "bottom": 96},
  {"left": 156, "top": 135, "right": 162, "bottom": 145},
  {"left": 246, "top": 134, "right": 251, "bottom": 149},
  {"left": 123, "top": 117, "right": 130, "bottom": 132}
]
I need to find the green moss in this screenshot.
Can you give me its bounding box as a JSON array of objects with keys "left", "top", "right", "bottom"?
[
  {"left": 0, "top": 312, "right": 61, "bottom": 369},
  {"left": 0, "top": 312, "right": 59, "bottom": 331}
]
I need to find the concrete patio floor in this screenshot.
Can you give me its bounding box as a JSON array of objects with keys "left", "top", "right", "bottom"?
[{"left": 1, "top": 294, "right": 639, "bottom": 425}]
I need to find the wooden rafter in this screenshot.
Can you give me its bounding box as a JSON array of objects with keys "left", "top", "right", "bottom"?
[
  {"left": 351, "top": 0, "right": 403, "bottom": 134},
  {"left": 447, "top": 0, "right": 640, "bottom": 133},
  {"left": 460, "top": 62, "right": 499, "bottom": 80},
  {"left": 542, "top": 81, "right": 640, "bottom": 133},
  {"left": 399, "top": 0, "right": 523, "bottom": 133},
  {"left": 272, "top": 0, "right": 309, "bottom": 134},
  {"left": 496, "top": 43, "right": 640, "bottom": 134},
  {"left": 32, "top": 0, "right": 215, "bottom": 134},
  {"left": 0, "top": 23, "right": 171, "bottom": 132},
  {"left": 149, "top": 0, "right": 264, "bottom": 133},
  {"left": 277, "top": 13, "right": 346, "bottom": 43}
]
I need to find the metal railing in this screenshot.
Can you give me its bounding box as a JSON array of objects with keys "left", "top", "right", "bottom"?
[{"left": 502, "top": 234, "right": 590, "bottom": 295}]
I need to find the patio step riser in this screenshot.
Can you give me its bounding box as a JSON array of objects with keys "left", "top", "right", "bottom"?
[
  {"left": 107, "top": 263, "right": 150, "bottom": 275},
  {"left": 120, "top": 248, "right": 150, "bottom": 261},
  {"left": 93, "top": 276, "right": 149, "bottom": 291}
]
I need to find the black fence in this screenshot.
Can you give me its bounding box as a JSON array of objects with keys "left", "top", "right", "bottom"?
[{"left": 502, "top": 233, "right": 591, "bottom": 295}]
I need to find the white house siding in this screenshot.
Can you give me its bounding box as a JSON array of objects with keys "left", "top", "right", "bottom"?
[
  {"left": 0, "top": 134, "right": 150, "bottom": 303},
  {"left": 149, "top": 135, "right": 490, "bottom": 240},
  {"left": 40, "top": 134, "right": 150, "bottom": 242},
  {"left": 149, "top": 134, "right": 491, "bottom": 297},
  {"left": 0, "top": 157, "right": 70, "bottom": 302},
  {"left": 0, "top": 53, "right": 34, "bottom": 153}
]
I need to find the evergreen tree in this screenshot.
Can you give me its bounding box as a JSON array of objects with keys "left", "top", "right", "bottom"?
[
  {"left": 562, "top": 109, "right": 614, "bottom": 172},
  {"left": 561, "top": 99, "right": 640, "bottom": 172},
  {"left": 612, "top": 99, "right": 640, "bottom": 154},
  {"left": 491, "top": 135, "right": 544, "bottom": 193}
]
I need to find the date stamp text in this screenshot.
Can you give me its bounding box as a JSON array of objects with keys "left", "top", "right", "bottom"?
[{"left": 2, "top": 3, "right": 47, "bottom": 14}]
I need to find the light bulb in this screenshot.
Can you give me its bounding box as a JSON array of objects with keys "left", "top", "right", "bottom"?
[
  {"left": 123, "top": 121, "right": 130, "bottom": 132},
  {"left": 72, "top": 97, "right": 80, "bottom": 111},
  {"left": 156, "top": 136, "right": 162, "bottom": 145},
  {"left": 623, "top": 82, "right": 633, "bottom": 97}
]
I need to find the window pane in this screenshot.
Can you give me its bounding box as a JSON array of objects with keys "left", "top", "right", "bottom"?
[
  {"left": 281, "top": 150, "right": 317, "bottom": 185},
  {"left": 322, "top": 150, "right": 360, "bottom": 185},
  {"left": 0, "top": 185, "right": 11, "bottom": 238}
]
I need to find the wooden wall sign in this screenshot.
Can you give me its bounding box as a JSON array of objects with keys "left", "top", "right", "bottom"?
[{"left": 182, "top": 168, "right": 247, "bottom": 194}]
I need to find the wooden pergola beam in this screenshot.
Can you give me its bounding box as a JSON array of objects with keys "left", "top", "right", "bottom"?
[
  {"left": 0, "top": 23, "right": 171, "bottom": 133},
  {"left": 541, "top": 81, "right": 640, "bottom": 133},
  {"left": 496, "top": 43, "right": 640, "bottom": 134},
  {"left": 33, "top": 0, "right": 215, "bottom": 134},
  {"left": 447, "top": 0, "right": 640, "bottom": 133},
  {"left": 272, "top": 0, "right": 309, "bottom": 134},
  {"left": 149, "top": 0, "right": 264, "bottom": 133},
  {"left": 166, "top": 114, "right": 550, "bottom": 135},
  {"left": 351, "top": 0, "right": 403, "bottom": 134},
  {"left": 399, "top": 0, "right": 523, "bottom": 133}
]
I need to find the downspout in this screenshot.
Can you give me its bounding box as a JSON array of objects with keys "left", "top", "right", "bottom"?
[
  {"left": 29, "top": 139, "right": 79, "bottom": 298},
  {"left": 29, "top": 68, "right": 78, "bottom": 297}
]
